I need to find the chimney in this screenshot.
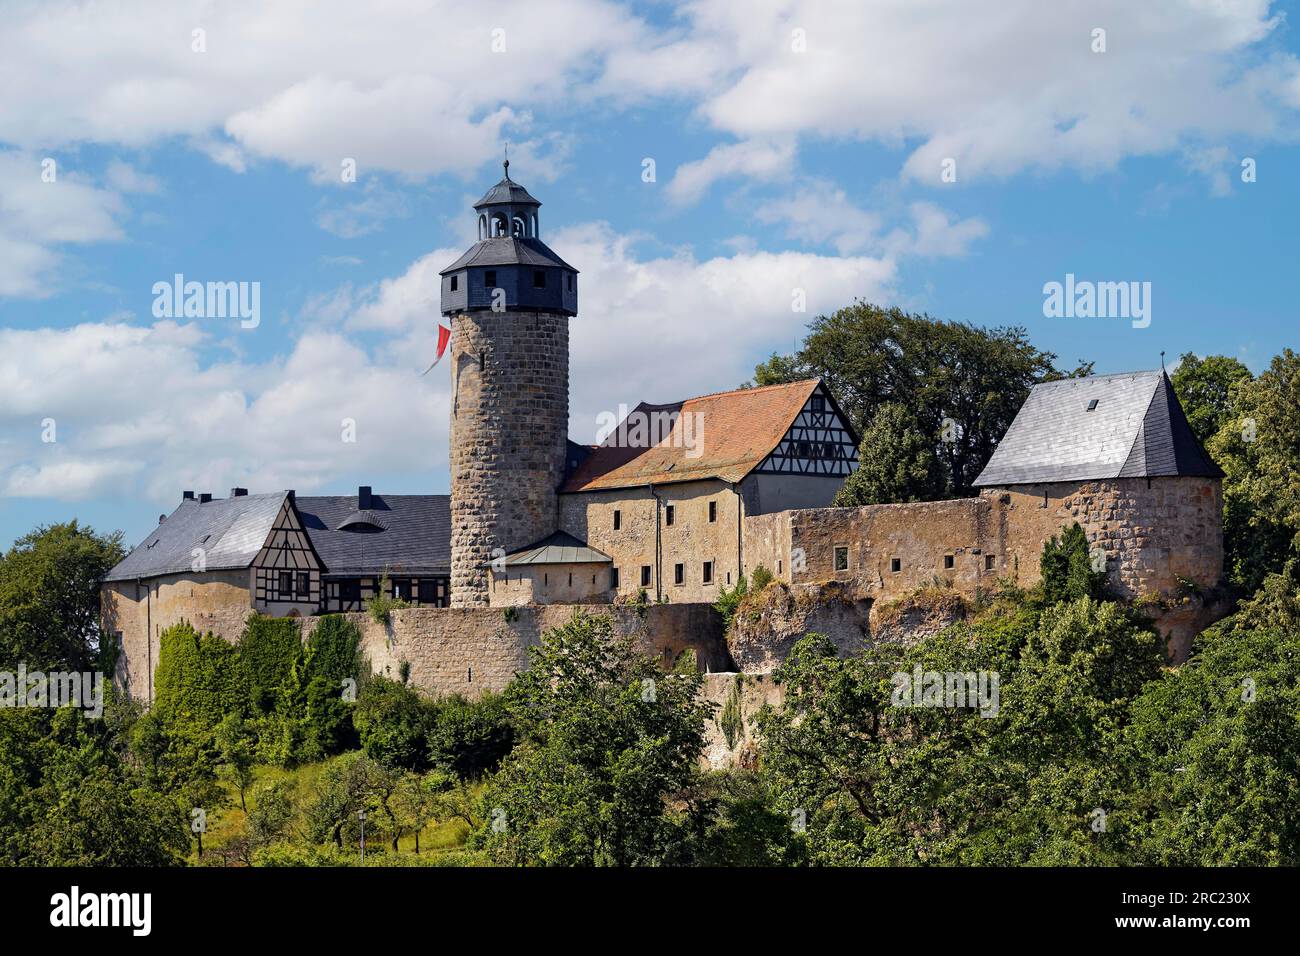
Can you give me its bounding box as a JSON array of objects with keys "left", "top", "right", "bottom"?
[
  {"left": 182, "top": 490, "right": 195, "bottom": 500},
  {"left": 199, "top": 493, "right": 213, "bottom": 504},
  {"left": 230, "top": 487, "right": 248, "bottom": 497},
  {"left": 358, "top": 485, "right": 373, "bottom": 509}
]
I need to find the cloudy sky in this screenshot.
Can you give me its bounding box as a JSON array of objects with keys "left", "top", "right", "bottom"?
[{"left": 1, "top": 0, "right": 1298, "bottom": 550}]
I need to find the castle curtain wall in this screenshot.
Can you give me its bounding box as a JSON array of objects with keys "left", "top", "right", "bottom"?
[{"left": 101, "top": 569, "right": 253, "bottom": 702}]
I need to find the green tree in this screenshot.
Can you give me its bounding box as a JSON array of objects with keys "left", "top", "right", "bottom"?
[
  {"left": 0, "top": 521, "right": 124, "bottom": 671},
  {"left": 426, "top": 692, "right": 515, "bottom": 780},
  {"left": 1169, "top": 352, "right": 1252, "bottom": 446},
  {"left": 1039, "top": 523, "right": 1105, "bottom": 603},
  {"left": 238, "top": 614, "right": 302, "bottom": 714},
  {"left": 214, "top": 713, "right": 256, "bottom": 811},
  {"left": 481, "top": 612, "right": 711, "bottom": 865},
  {"left": 1207, "top": 349, "right": 1300, "bottom": 592},
  {"left": 834, "top": 402, "right": 946, "bottom": 505},
  {"left": 753, "top": 303, "right": 1090, "bottom": 495},
  {"left": 354, "top": 675, "right": 436, "bottom": 771}
]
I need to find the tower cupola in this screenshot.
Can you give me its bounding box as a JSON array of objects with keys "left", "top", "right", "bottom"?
[{"left": 440, "top": 160, "right": 578, "bottom": 317}]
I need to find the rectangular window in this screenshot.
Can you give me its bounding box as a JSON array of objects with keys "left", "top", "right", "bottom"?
[
  {"left": 943, "top": 554, "right": 955, "bottom": 570},
  {"left": 613, "top": 509, "right": 621, "bottom": 530},
  {"left": 703, "top": 561, "right": 714, "bottom": 584},
  {"left": 708, "top": 500, "right": 717, "bottom": 523},
  {"left": 985, "top": 554, "right": 996, "bottom": 571},
  {"left": 674, "top": 563, "right": 684, "bottom": 585},
  {"left": 610, "top": 567, "right": 620, "bottom": 589},
  {"left": 278, "top": 570, "right": 293, "bottom": 598},
  {"left": 811, "top": 394, "right": 825, "bottom": 413},
  {"left": 340, "top": 580, "right": 361, "bottom": 603},
  {"left": 485, "top": 269, "right": 496, "bottom": 287},
  {"left": 567, "top": 273, "right": 574, "bottom": 291},
  {"left": 394, "top": 579, "right": 413, "bottom": 600},
  {"left": 296, "top": 571, "right": 310, "bottom": 599},
  {"left": 450, "top": 275, "right": 458, "bottom": 292},
  {"left": 890, "top": 557, "right": 901, "bottom": 573},
  {"left": 533, "top": 270, "right": 546, "bottom": 288},
  {"left": 665, "top": 505, "right": 675, "bottom": 526},
  {"left": 640, "top": 565, "right": 652, "bottom": 587},
  {"left": 833, "top": 546, "right": 849, "bottom": 572}
]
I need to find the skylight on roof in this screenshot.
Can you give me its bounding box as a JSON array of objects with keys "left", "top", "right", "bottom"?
[{"left": 1086, "top": 399, "right": 1099, "bottom": 411}]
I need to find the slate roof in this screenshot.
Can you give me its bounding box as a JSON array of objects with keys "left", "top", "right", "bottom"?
[
  {"left": 475, "top": 173, "right": 541, "bottom": 208},
  {"left": 439, "top": 237, "right": 576, "bottom": 274},
  {"left": 103, "top": 492, "right": 288, "bottom": 582},
  {"left": 295, "top": 494, "right": 450, "bottom": 577},
  {"left": 562, "top": 379, "right": 823, "bottom": 492},
  {"left": 972, "top": 370, "right": 1224, "bottom": 486},
  {"left": 104, "top": 491, "right": 452, "bottom": 583},
  {"left": 500, "top": 531, "right": 611, "bottom": 566}
]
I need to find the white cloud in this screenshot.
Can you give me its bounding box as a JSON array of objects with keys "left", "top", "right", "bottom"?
[
  {"left": 658, "top": 0, "right": 1300, "bottom": 186},
  {"left": 666, "top": 139, "right": 796, "bottom": 205}
]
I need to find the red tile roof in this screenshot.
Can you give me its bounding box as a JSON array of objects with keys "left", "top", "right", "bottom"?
[{"left": 562, "top": 379, "right": 822, "bottom": 492}]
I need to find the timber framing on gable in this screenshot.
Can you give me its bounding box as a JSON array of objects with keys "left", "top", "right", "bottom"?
[
  {"left": 754, "top": 385, "right": 860, "bottom": 477},
  {"left": 252, "top": 497, "right": 324, "bottom": 606}
]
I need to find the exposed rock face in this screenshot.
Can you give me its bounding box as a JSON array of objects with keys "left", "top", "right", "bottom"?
[
  {"left": 870, "top": 588, "right": 969, "bottom": 645},
  {"left": 449, "top": 310, "right": 569, "bottom": 607},
  {"left": 726, "top": 582, "right": 873, "bottom": 673},
  {"left": 699, "top": 672, "right": 784, "bottom": 770}
]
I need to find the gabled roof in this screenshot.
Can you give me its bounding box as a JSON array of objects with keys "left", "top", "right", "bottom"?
[
  {"left": 500, "top": 531, "right": 611, "bottom": 566},
  {"left": 439, "top": 236, "right": 576, "bottom": 274},
  {"left": 103, "top": 492, "right": 288, "bottom": 582},
  {"left": 562, "top": 379, "right": 823, "bottom": 493},
  {"left": 972, "top": 369, "right": 1224, "bottom": 487},
  {"left": 295, "top": 494, "right": 450, "bottom": 577}
]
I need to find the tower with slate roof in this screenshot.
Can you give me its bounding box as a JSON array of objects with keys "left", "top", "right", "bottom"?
[{"left": 441, "top": 161, "right": 578, "bottom": 606}]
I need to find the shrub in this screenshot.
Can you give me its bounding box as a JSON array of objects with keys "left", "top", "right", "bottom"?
[
  {"left": 1039, "top": 523, "right": 1105, "bottom": 603},
  {"left": 239, "top": 615, "right": 302, "bottom": 714},
  {"left": 426, "top": 692, "right": 516, "bottom": 780}
]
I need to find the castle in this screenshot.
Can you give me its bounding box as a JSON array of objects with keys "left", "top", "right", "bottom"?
[{"left": 102, "top": 165, "right": 1227, "bottom": 705}]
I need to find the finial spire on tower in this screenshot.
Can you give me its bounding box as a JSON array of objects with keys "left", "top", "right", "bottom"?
[{"left": 503, "top": 142, "right": 509, "bottom": 178}]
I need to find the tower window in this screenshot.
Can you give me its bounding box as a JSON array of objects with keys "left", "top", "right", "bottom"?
[
  {"left": 613, "top": 509, "right": 621, "bottom": 530},
  {"left": 610, "top": 567, "right": 619, "bottom": 589},
  {"left": 450, "top": 275, "right": 459, "bottom": 292},
  {"left": 708, "top": 500, "right": 717, "bottom": 523},
  {"left": 674, "top": 563, "right": 684, "bottom": 586},
  {"left": 703, "top": 561, "right": 714, "bottom": 584},
  {"left": 484, "top": 270, "right": 496, "bottom": 287},
  {"left": 640, "top": 566, "right": 652, "bottom": 587},
  {"left": 833, "top": 546, "right": 849, "bottom": 572},
  {"left": 567, "top": 273, "right": 574, "bottom": 291},
  {"left": 985, "top": 554, "right": 996, "bottom": 571},
  {"left": 943, "top": 554, "right": 955, "bottom": 570},
  {"left": 665, "top": 505, "right": 674, "bottom": 526},
  {"left": 533, "top": 270, "right": 546, "bottom": 288},
  {"left": 890, "top": 557, "right": 901, "bottom": 573}
]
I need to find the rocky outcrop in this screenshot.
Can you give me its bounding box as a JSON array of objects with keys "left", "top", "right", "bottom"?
[{"left": 725, "top": 581, "right": 872, "bottom": 673}]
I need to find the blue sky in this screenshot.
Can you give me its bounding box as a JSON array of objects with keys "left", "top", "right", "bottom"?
[{"left": 1, "top": 0, "right": 1298, "bottom": 552}]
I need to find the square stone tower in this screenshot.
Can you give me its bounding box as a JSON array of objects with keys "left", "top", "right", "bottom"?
[{"left": 439, "top": 161, "right": 579, "bottom": 606}]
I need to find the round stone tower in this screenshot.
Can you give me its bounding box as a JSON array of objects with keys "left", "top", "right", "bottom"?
[{"left": 440, "top": 160, "right": 578, "bottom": 606}]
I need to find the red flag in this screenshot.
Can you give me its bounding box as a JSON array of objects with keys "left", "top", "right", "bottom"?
[{"left": 421, "top": 323, "right": 452, "bottom": 376}]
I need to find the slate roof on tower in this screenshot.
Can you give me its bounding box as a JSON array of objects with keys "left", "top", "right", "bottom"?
[
  {"left": 562, "top": 379, "right": 830, "bottom": 492},
  {"left": 972, "top": 369, "right": 1224, "bottom": 487},
  {"left": 439, "top": 237, "right": 575, "bottom": 273}
]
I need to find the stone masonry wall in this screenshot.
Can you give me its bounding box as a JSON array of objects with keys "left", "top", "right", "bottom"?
[
  {"left": 102, "top": 570, "right": 254, "bottom": 702},
  {"left": 450, "top": 309, "right": 569, "bottom": 607},
  {"left": 983, "top": 477, "right": 1223, "bottom": 599}
]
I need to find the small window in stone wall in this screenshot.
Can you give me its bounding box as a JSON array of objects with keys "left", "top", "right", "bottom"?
[
  {"left": 674, "top": 563, "right": 684, "bottom": 585},
  {"left": 943, "top": 554, "right": 955, "bottom": 570},
  {"left": 665, "top": 505, "right": 675, "bottom": 526},
  {"left": 833, "top": 546, "right": 849, "bottom": 572},
  {"left": 708, "top": 500, "right": 717, "bottom": 522},
  {"left": 890, "top": 557, "right": 901, "bottom": 573},
  {"left": 703, "top": 561, "right": 714, "bottom": 584},
  {"left": 611, "top": 567, "right": 620, "bottom": 589},
  {"left": 641, "top": 565, "right": 652, "bottom": 587},
  {"left": 985, "top": 554, "right": 995, "bottom": 571},
  {"left": 613, "top": 509, "right": 621, "bottom": 530}
]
